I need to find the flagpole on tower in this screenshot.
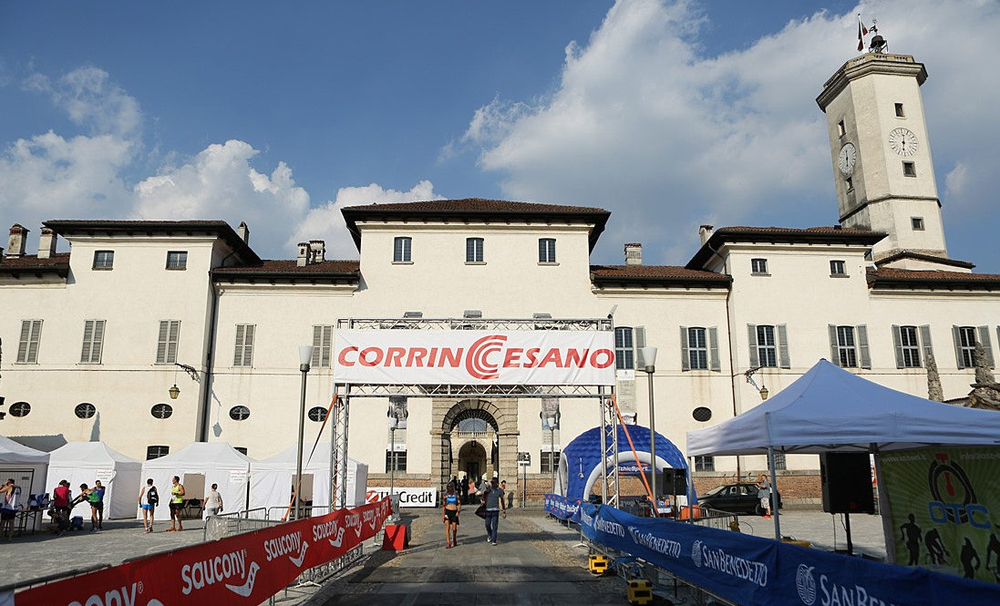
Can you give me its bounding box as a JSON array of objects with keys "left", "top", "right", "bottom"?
[{"left": 857, "top": 14, "right": 869, "bottom": 52}]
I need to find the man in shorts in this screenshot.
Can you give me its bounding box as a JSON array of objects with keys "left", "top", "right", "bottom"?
[
  {"left": 168, "top": 476, "right": 185, "bottom": 532},
  {"left": 139, "top": 478, "right": 158, "bottom": 533},
  {"left": 92, "top": 479, "right": 106, "bottom": 530},
  {"left": 1, "top": 478, "right": 21, "bottom": 540}
]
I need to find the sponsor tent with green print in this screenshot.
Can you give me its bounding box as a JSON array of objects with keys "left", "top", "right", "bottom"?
[{"left": 687, "top": 359, "right": 1000, "bottom": 562}]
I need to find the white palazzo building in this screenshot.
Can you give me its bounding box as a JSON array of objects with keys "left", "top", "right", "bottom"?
[{"left": 1, "top": 49, "right": 998, "bottom": 504}]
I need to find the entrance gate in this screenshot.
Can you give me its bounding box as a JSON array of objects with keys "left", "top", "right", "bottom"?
[{"left": 328, "top": 317, "right": 620, "bottom": 508}]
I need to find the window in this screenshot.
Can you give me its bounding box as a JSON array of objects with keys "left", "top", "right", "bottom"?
[
  {"left": 894, "top": 103, "right": 905, "bottom": 118},
  {"left": 9, "top": 402, "right": 30, "bottom": 417},
  {"left": 692, "top": 406, "right": 713, "bottom": 422},
  {"left": 911, "top": 217, "right": 924, "bottom": 231},
  {"left": 385, "top": 450, "right": 407, "bottom": 473},
  {"left": 895, "top": 325, "right": 921, "bottom": 368},
  {"left": 694, "top": 456, "right": 714, "bottom": 472},
  {"left": 845, "top": 176, "right": 853, "bottom": 191},
  {"left": 756, "top": 325, "right": 777, "bottom": 367},
  {"left": 688, "top": 327, "right": 708, "bottom": 370},
  {"left": 541, "top": 451, "right": 560, "bottom": 474},
  {"left": 16, "top": 320, "right": 42, "bottom": 363},
  {"left": 830, "top": 260, "right": 846, "bottom": 276},
  {"left": 312, "top": 325, "right": 333, "bottom": 367},
  {"left": 837, "top": 120, "right": 845, "bottom": 137},
  {"left": 952, "top": 326, "right": 993, "bottom": 369},
  {"left": 80, "top": 320, "right": 106, "bottom": 364},
  {"left": 166, "top": 251, "right": 187, "bottom": 270},
  {"left": 93, "top": 250, "right": 114, "bottom": 269},
  {"left": 393, "top": 237, "right": 411, "bottom": 263},
  {"left": 74, "top": 403, "right": 96, "bottom": 419},
  {"left": 615, "top": 327, "right": 634, "bottom": 370},
  {"left": 538, "top": 238, "right": 556, "bottom": 263},
  {"left": 458, "top": 417, "right": 489, "bottom": 433},
  {"left": 146, "top": 445, "right": 169, "bottom": 460},
  {"left": 829, "top": 325, "right": 870, "bottom": 369},
  {"left": 233, "top": 324, "right": 255, "bottom": 367},
  {"left": 229, "top": 405, "right": 251, "bottom": 421},
  {"left": 903, "top": 161, "right": 916, "bottom": 177},
  {"left": 151, "top": 403, "right": 173, "bottom": 419},
  {"left": 751, "top": 258, "right": 768, "bottom": 275},
  {"left": 156, "top": 320, "right": 180, "bottom": 364},
  {"left": 773, "top": 452, "right": 787, "bottom": 471},
  {"left": 308, "top": 406, "right": 328, "bottom": 422},
  {"left": 465, "top": 237, "right": 484, "bottom": 263}
]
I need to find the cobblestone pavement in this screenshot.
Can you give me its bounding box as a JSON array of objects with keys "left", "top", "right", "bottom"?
[{"left": 2, "top": 515, "right": 207, "bottom": 586}]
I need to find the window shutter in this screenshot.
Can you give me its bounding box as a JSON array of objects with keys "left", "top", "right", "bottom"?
[
  {"left": 952, "top": 325, "right": 964, "bottom": 369},
  {"left": 709, "top": 327, "right": 721, "bottom": 372},
  {"left": 856, "top": 325, "right": 870, "bottom": 369},
  {"left": 81, "top": 321, "right": 94, "bottom": 363},
  {"left": 777, "top": 324, "right": 790, "bottom": 369},
  {"left": 538, "top": 238, "right": 545, "bottom": 263},
  {"left": 17, "top": 320, "right": 31, "bottom": 362},
  {"left": 891, "top": 325, "right": 904, "bottom": 368},
  {"left": 243, "top": 325, "right": 255, "bottom": 367},
  {"left": 156, "top": 321, "right": 169, "bottom": 364},
  {"left": 322, "top": 326, "right": 332, "bottom": 367},
  {"left": 680, "top": 326, "right": 690, "bottom": 371},
  {"left": 167, "top": 321, "right": 179, "bottom": 364},
  {"left": 919, "top": 325, "right": 933, "bottom": 364},
  {"left": 312, "top": 325, "right": 323, "bottom": 366},
  {"left": 27, "top": 320, "right": 41, "bottom": 363},
  {"left": 92, "top": 320, "right": 105, "bottom": 364},
  {"left": 978, "top": 326, "right": 995, "bottom": 369},
  {"left": 234, "top": 325, "right": 245, "bottom": 366},
  {"left": 828, "top": 325, "right": 839, "bottom": 366},
  {"left": 747, "top": 324, "right": 759, "bottom": 367},
  {"left": 634, "top": 326, "right": 647, "bottom": 368}
]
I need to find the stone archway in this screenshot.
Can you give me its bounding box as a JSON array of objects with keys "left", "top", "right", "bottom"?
[{"left": 432, "top": 397, "right": 520, "bottom": 503}]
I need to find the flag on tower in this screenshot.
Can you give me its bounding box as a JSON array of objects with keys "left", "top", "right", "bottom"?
[{"left": 857, "top": 16, "right": 869, "bottom": 51}]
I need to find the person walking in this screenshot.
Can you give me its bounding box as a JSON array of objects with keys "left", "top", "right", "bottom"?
[
  {"left": 756, "top": 474, "right": 772, "bottom": 518},
  {"left": 483, "top": 478, "right": 506, "bottom": 545},
  {"left": 460, "top": 475, "right": 469, "bottom": 505},
  {"left": 92, "top": 480, "right": 106, "bottom": 530},
  {"left": 168, "top": 476, "right": 185, "bottom": 532},
  {"left": 1, "top": 478, "right": 20, "bottom": 540},
  {"left": 442, "top": 484, "right": 461, "bottom": 548},
  {"left": 139, "top": 478, "right": 159, "bottom": 533},
  {"left": 203, "top": 483, "right": 224, "bottom": 519},
  {"left": 77, "top": 483, "right": 101, "bottom": 531}
]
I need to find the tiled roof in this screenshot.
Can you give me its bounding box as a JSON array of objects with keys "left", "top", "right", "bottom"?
[
  {"left": 341, "top": 198, "right": 611, "bottom": 252},
  {"left": 213, "top": 259, "right": 359, "bottom": 282},
  {"left": 867, "top": 267, "right": 1000, "bottom": 290},
  {"left": 0, "top": 253, "right": 70, "bottom": 277},
  {"left": 875, "top": 250, "right": 975, "bottom": 270},
  {"left": 591, "top": 264, "right": 731, "bottom": 287},
  {"left": 687, "top": 226, "right": 886, "bottom": 269},
  {"left": 44, "top": 220, "right": 260, "bottom": 264}
]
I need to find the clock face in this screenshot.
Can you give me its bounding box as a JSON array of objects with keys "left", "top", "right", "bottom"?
[
  {"left": 888, "top": 128, "right": 918, "bottom": 157},
  {"left": 838, "top": 142, "right": 857, "bottom": 175}
]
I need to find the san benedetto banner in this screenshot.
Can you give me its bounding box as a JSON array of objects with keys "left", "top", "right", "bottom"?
[{"left": 333, "top": 330, "right": 616, "bottom": 385}]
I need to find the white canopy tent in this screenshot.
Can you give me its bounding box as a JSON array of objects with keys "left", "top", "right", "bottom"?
[
  {"left": 46, "top": 441, "right": 142, "bottom": 519},
  {"left": 250, "top": 443, "right": 368, "bottom": 513},
  {"left": 0, "top": 434, "right": 49, "bottom": 508},
  {"left": 687, "top": 359, "right": 1000, "bottom": 540},
  {"left": 141, "top": 442, "right": 251, "bottom": 520}
]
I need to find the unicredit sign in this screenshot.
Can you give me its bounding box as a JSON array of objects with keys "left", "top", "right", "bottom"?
[{"left": 333, "top": 330, "right": 616, "bottom": 385}]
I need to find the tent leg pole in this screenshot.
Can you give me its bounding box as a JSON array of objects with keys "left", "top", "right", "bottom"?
[
  {"left": 872, "top": 444, "right": 895, "bottom": 563},
  {"left": 767, "top": 445, "right": 780, "bottom": 541},
  {"left": 845, "top": 512, "right": 853, "bottom": 555}
]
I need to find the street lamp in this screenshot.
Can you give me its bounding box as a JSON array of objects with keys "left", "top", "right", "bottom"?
[
  {"left": 640, "top": 346, "right": 658, "bottom": 516},
  {"left": 295, "top": 345, "right": 313, "bottom": 520},
  {"left": 387, "top": 396, "right": 408, "bottom": 517},
  {"left": 167, "top": 362, "right": 198, "bottom": 399},
  {"left": 540, "top": 398, "right": 561, "bottom": 494}
]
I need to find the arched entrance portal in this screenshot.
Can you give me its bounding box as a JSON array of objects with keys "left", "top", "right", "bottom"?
[
  {"left": 457, "top": 441, "right": 488, "bottom": 483},
  {"left": 433, "top": 398, "right": 519, "bottom": 503}
]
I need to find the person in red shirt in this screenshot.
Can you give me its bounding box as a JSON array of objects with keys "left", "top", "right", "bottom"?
[{"left": 51, "top": 480, "right": 72, "bottom": 535}]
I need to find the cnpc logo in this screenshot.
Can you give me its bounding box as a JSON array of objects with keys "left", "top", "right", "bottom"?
[{"left": 927, "top": 452, "right": 990, "bottom": 528}]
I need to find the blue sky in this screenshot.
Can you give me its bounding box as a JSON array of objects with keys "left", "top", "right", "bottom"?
[{"left": 1, "top": 0, "right": 998, "bottom": 272}]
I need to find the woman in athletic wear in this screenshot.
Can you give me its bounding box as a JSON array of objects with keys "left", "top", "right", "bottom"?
[
  {"left": 92, "top": 480, "right": 106, "bottom": 530},
  {"left": 77, "top": 483, "right": 101, "bottom": 531},
  {"left": 442, "top": 483, "right": 461, "bottom": 548},
  {"left": 168, "top": 476, "right": 185, "bottom": 532},
  {"left": 139, "top": 478, "right": 158, "bottom": 533},
  {"left": 203, "top": 483, "right": 224, "bottom": 518}
]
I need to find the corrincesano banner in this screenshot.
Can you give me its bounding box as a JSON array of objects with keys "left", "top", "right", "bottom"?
[{"left": 333, "top": 330, "right": 616, "bottom": 385}]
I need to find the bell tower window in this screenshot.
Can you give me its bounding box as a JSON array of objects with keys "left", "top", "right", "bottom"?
[
  {"left": 903, "top": 161, "right": 916, "bottom": 177},
  {"left": 837, "top": 120, "right": 845, "bottom": 137},
  {"left": 911, "top": 217, "right": 924, "bottom": 231},
  {"left": 894, "top": 103, "right": 905, "bottom": 118}
]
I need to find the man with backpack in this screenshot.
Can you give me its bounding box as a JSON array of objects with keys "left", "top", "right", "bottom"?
[{"left": 139, "top": 478, "right": 159, "bottom": 533}]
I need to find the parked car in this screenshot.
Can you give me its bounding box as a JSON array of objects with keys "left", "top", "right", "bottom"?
[{"left": 698, "top": 482, "right": 781, "bottom": 515}]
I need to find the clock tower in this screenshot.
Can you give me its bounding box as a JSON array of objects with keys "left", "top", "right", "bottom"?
[{"left": 816, "top": 39, "right": 949, "bottom": 262}]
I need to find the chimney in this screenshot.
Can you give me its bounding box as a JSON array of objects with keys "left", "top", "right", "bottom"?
[
  {"left": 624, "top": 242, "right": 642, "bottom": 266},
  {"left": 699, "top": 225, "right": 714, "bottom": 245},
  {"left": 237, "top": 221, "right": 250, "bottom": 244},
  {"left": 309, "top": 240, "right": 326, "bottom": 263},
  {"left": 6, "top": 224, "right": 28, "bottom": 258},
  {"left": 37, "top": 227, "right": 57, "bottom": 259},
  {"left": 296, "top": 242, "right": 310, "bottom": 267}
]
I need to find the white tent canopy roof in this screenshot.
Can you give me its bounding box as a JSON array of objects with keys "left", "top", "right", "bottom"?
[
  {"left": 0, "top": 434, "right": 50, "bottom": 465},
  {"left": 687, "top": 359, "right": 1000, "bottom": 456},
  {"left": 48, "top": 441, "right": 140, "bottom": 466},
  {"left": 47, "top": 441, "right": 142, "bottom": 519}
]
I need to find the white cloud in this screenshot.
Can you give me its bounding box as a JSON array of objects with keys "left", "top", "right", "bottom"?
[
  {"left": 462, "top": 0, "right": 1000, "bottom": 265},
  {"left": 23, "top": 66, "right": 142, "bottom": 138}
]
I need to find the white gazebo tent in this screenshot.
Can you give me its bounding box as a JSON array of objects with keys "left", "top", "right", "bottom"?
[
  {"left": 250, "top": 443, "right": 368, "bottom": 513},
  {"left": 687, "top": 359, "right": 1000, "bottom": 543},
  {"left": 46, "top": 441, "right": 142, "bottom": 519},
  {"left": 141, "top": 442, "right": 251, "bottom": 520},
  {"left": 0, "top": 434, "right": 49, "bottom": 511}
]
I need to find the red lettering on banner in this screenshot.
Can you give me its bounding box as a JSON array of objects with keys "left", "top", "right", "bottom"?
[
  {"left": 359, "top": 347, "right": 384, "bottom": 366},
  {"left": 524, "top": 347, "right": 540, "bottom": 367},
  {"left": 406, "top": 347, "right": 427, "bottom": 367},
  {"left": 591, "top": 348, "right": 614, "bottom": 368},
  {"left": 14, "top": 498, "right": 392, "bottom": 606},
  {"left": 504, "top": 348, "right": 523, "bottom": 366},
  {"left": 439, "top": 347, "right": 462, "bottom": 367},
  {"left": 539, "top": 348, "right": 563, "bottom": 368},
  {"left": 338, "top": 346, "right": 358, "bottom": 366},
  {"left": 385, "top": 347, "right": 405, "bottom": 367},
  {"left": 565, "top": 349, "right": 589, "bottom": 368}
]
